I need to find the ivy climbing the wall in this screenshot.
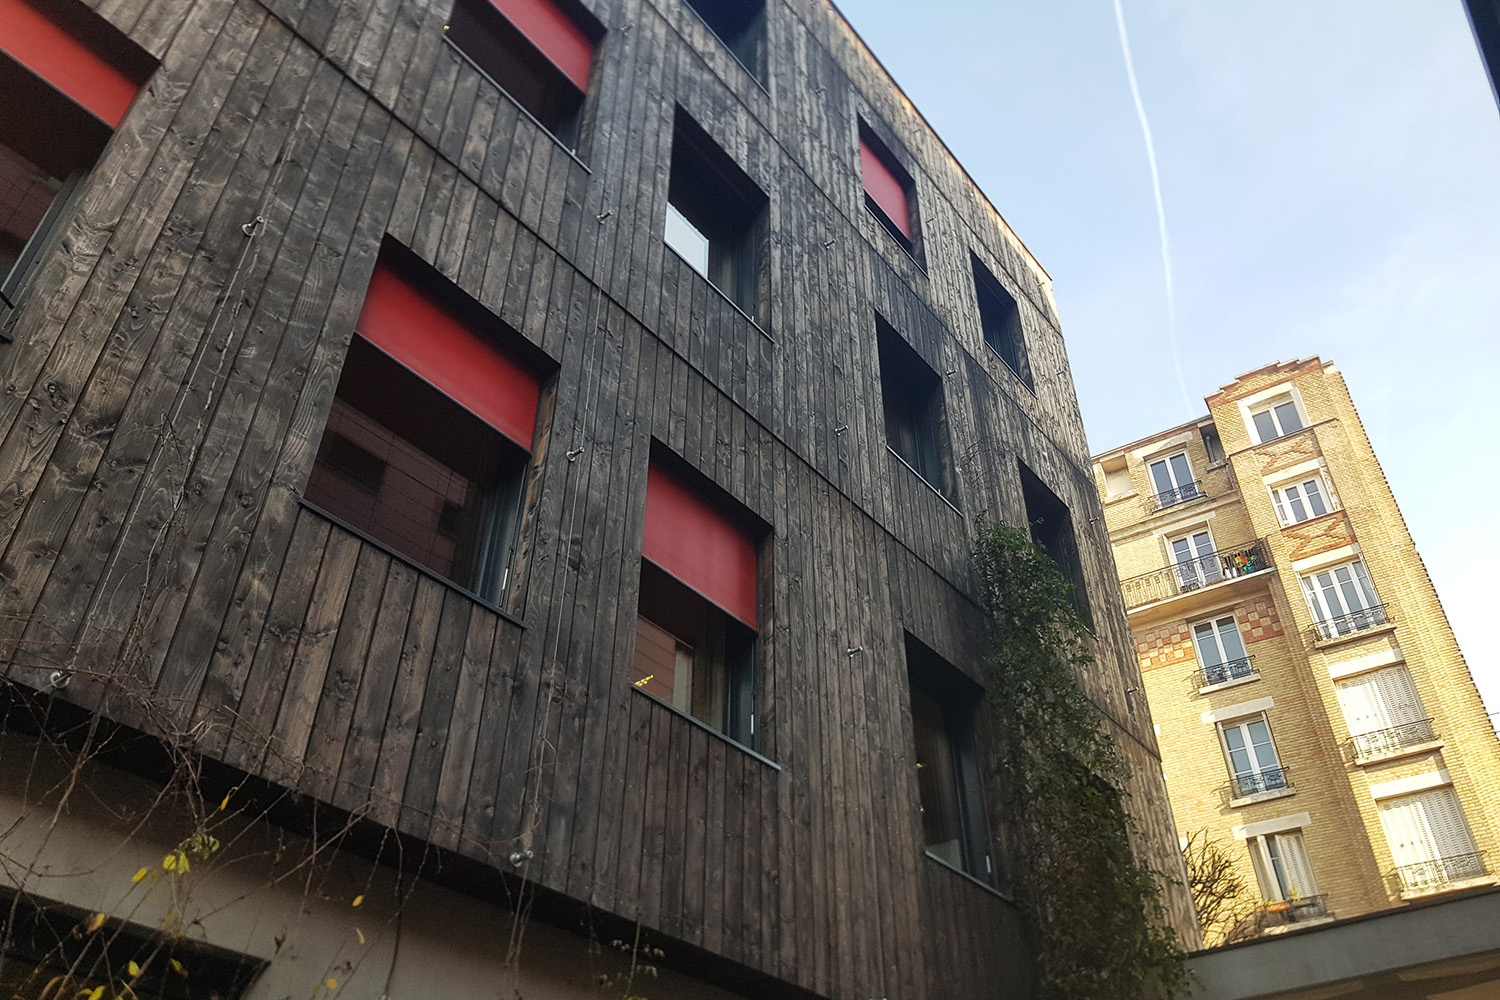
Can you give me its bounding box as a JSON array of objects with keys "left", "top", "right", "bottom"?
[{"left": 974, "top": 523, "right": 1186, "bottom": 1000}]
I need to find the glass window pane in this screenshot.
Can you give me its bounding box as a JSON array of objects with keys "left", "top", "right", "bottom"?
[
  {"left": 1149, "top": 459, "right": 1173, "bottom": 496},
  {"left": 1253, "top": 410, "right": 1278, "bottom": 442},
  {"left": 1168, "top": 453, "right": 1192, "bottom": 486},
  {"left": 0, "top": 142, "right": 63, "bottom": 283},
  {"left": 1307, "top": 482, "right": 1327, "bottom": 516},
  {"left": 665, "top": 202, "right": 710, "bottom": 277},
  {"left": 911, "top": 685, "right": 963, "bottom": 867},
  {"left": 1274, "top": 401, "right": 1303, "bottom": 434},
  {"left": 1193, "top": 623, "right": 1223, "bottom": 666},
  {"left": 1217, "top": 618, "right": 1248, "bottom": 660}
]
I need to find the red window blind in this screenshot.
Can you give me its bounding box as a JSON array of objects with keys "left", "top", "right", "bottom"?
[
  {"left": 355, "top": 264, "right": 540, "bottom": 449},
  {"left": 860, "top": 137, "right": 911, "bottom": 239},
  {"left": 487, "top": 0, "right": 593, "bottom": 91},
  {"left": 642, "top": 464, "right": 757, "bottom": 627},
  {"left": 0, "top": 0, "right": 142, "bottom": 127}
]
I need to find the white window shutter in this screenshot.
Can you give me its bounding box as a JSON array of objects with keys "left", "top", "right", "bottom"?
[
  {"left": 1420, "top": 788, "right": 1478, "bottom": 860},
  {"left": 1380, "top": 796, "right": 1437, "bottom": 867},
  {"left": 1275, "top": 832, "right": 1318, "bottom": 897},
  {"left": 1337, "top": 673, "right": 1384, "bottom": 736},
  {"left": 1373, "top": 667, "right": 1424, "bottom": 726}
]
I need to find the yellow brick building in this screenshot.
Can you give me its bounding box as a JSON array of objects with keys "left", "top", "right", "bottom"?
[{"left": 1093, "top": 357, "right": 1500, "bottom": 941}]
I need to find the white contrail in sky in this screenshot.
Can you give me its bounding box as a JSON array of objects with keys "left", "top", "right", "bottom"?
[{"left": 1112, "top": 0, "right": 1195, "bottom": 416}]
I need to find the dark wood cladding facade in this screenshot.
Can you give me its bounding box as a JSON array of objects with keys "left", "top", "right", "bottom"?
[{"left": 0, "top": 0, "right": 1190, "bottom": 996}]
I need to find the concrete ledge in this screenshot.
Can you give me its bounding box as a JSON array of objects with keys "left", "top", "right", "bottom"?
[{"left": 1186, "top": 886, "right": 1500, "bottom": 999}]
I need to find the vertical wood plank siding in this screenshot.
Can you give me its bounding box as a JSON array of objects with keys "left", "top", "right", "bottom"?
[{"left": 0, "top": 0, "right": 1189, "bottom": 994}]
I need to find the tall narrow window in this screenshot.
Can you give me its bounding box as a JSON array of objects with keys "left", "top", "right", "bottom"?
[
  {"left": 664, "top": 108, "right": 768, "bottom": 321},
  {"left": 1220, "top": 716, "right": 1288, "bottom": 798},
  {"left": 1380, "top": 787, "right": 1486, "bottom": 893},
  {"left": 1246, "top": 831, "right": 1318, "bottom": 902},
  {"left": 681, "top": 0, "right": 766, "bottom": 80},
  {"left": 1019, "top": 462, "right": 1090, "bottom": 622},
  {"left": 877, "top": 318, "right": 957, "bottom": 502},
  {"left": 445, "top": 0, "right": 601, "bottom": 149},
  {"left": 305, "top": 253, "right": 544, "bottom": 602},
  {"left": 634, "top": 459, "right": 759, "bottom": 745},
  {"left": 1192, "top": 615, "right": 1252, "bottom": 686},
  {"left": 1147, "top": 451, "right": 1200, "bottom": 509},
  {"left": 859, "top": 122, "right": 916, "bottom": 255},
  {"left": 1300, "top": 559, "right": 1385, "bottom": 639},
  {"left": 906, "top": 635, "right": 992, "bottom": 884},
  {"left": 971, "top": 254, "right": 1030, "bottom": 386},
  {"left": 1337, "top": 667, "right": 1433, "bottom": 759},
  {"left": 1168, "top": 528, "right": 1221, "bottom": 591},
  {"left": 0, "top": 0, "right": 152, "bottom": 309}
]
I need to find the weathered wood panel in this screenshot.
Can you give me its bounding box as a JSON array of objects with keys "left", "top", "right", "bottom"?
[{"left": 0, "top": 0, "right": 1195, "bottom": 993}]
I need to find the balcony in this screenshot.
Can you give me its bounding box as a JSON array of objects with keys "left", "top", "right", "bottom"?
[
  {"left": 1262, "top": 894, "right": 1332, "bottom": 928},
  {"left": 1120, "top": 538, "right": 1273, "bottom": 610},
  {"left": 1348, "top": 718, "right": 1437, "bottom": 762},
  {"left": 1308, "top": 604, "right": 1391, "bottom": 643},
  {"left": 1394, "top": 853, "right": 1489, "bottom": 895},
  {"left": 1146, "top": 480, "right": 1206, "bottom": 513},
  {"left": 1224, "top": 767, "right": 1296, "bottom": 803},
  {"left": 1200, "top": 656, "right": 1256, "bottom": 688}
]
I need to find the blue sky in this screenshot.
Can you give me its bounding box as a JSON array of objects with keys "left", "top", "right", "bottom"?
[{"left": 833, "top": 1, "right": 1500, "bottom": 716}]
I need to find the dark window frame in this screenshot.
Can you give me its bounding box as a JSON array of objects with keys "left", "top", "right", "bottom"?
[
  {"left": 681, "top": 0, "right": 768, "bottom": 83},
  {"left": 1018, "top": 461, "right": 1092, "bottom": 625},
  {"left": 971, "top": 253, "right": 1032, "bottom": 389},
  {"left": 876, "top": 317, "right": 959, "bottom": 504},
  {"left": 906, "top": 635, "right": 993, "bottom": 885},
  {"left": 858, "top": 120, "right": 922, "bottom": 265},
  {"left": 0, "top": 0, "right": 154, "bottom": 327},
  {"left": 444, "top": 0, "right": 604, "bottom": 153},
  {"left": 664, "top": 107, "right": 770, "bottom": 325}
]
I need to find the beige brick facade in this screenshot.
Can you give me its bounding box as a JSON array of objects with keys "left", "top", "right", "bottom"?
[{"left": 1094, "top": 357, "right": 1500, "bottom": 943}]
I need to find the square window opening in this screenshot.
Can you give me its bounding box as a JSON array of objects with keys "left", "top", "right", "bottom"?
[
  {"left": 1246, "top": 831, "right": 1318, "bottom": 903},
  {"left": 1270, "top": 475, "right": 1332, "bottom": 526},
  {"left": 1167, "top": 526, "right": 1221, "bottom": 591},
  {"left": 1018, "top": 462, "right": 1091, "bottom": 623},
  {"left": 971, "top": 254, "right": 1031, "bottom": 387},
  {"left": 1250, "top": 394, "right": 1305, "bottom": 443},
  {"left": 859, "top": 122, "right": 918, "bottom": 259},
  {"left": 1100, "top": 456, "right": 1131, "bottom": 498},
  {"left": 665, "top": 108, "right": 768, "bottom": 322},
  {"left": 682, "top": 0, "right": 767, "bottom": 81},
  {"left": 306, "top": 336, "right": 530, "bottom": 601},
  {"left": 1, "top": 4, "right": 153, "bottom": 311},
  {"left": 877, "top": 318, "right": 958, "bottom": 504},
  {"left": 634, "top": 560, "right": 756, "bottom": 742},
  {"left": 445, "top": 0, "right": 602, "bottom": 151},
  {"left": 906, "top": 635, "right": 992, "bottom": 884}
]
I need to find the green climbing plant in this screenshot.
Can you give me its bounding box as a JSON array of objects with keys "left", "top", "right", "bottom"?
[{"left": 973, "top": 522, "right": 1186, "bottom": 1000}]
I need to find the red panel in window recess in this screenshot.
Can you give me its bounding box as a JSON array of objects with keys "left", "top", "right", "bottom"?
[
  {"left": 0, "top": 0, "right": 141, "bottom": 127},
  {"left": 488, "top": 0, "right": 593, "bottom": 91},
  {"left": 643, "top": 464, "right": 758, "bottom": 628},
  {"left": 356, "top": 264, "right": 540, "bottom": 449},
  {"left": 860, "top": 137, "right": 911, "bottom": 238}
]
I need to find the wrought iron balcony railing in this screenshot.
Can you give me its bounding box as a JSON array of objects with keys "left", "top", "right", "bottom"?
[
  {"left": 1309, "top": 603, "right": 1390, "bottom": 642},
  {"left": 1263, "top": 894, "right": 1330, "bottom": 926},
  {"left": 1349, "top": 718, "right": 1436, "bottom": 761},
  {"left": 1147, "top": 481, "right": 1206, "bottom": 512},
  {"left": 1229, "top": 766, "right": 1292, "bottom": 799},
  {"left": 1120, "top": 538, "right": 1273, "bottom": 609},
  {"left": 1394, "top": 852, "right": 1488, "bottom": 894},
  {"left": 1200, "top": 656, "right": 1255, "bottom": 687}
]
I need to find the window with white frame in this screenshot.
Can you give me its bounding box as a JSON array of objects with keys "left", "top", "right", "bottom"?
[
  {"left": 1380, "top": 787, "right": 1485, "bottom": 893},
  {"left": 1301, "top": 559, "right": 1385, "bottom": 638},
  {"left": 1147, "top": 452, "right": 1199, "bottom": 508},
  {"left": 1220, "top": 716, "right": 1287, "bottom": 797},
  {"left": 1168, "top": 528, "right": 1220, "bottom": 591},
  {"left": 1337, "top": 667, "right": 1432, "bottom": 759},
  {"left": 1193, "top": 614, "right": 1252, "bottom": 686},
  {"left": 1250, "top": 395, "right": 1304, "bottom": 443},
  {"left": 1270, "top": 475, "right": 1331, "bottom": 526},
  {"left": 1246, "top": 830, "right": 1318, "bottom": 902}
]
